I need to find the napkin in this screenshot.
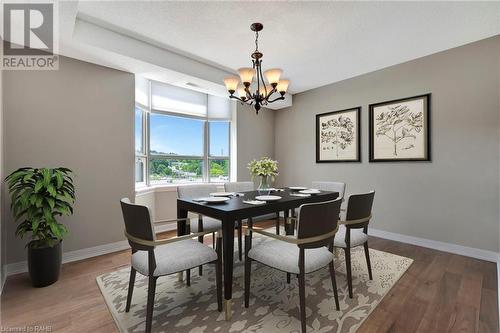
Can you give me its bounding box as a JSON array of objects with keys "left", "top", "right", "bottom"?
[
  {"left": 290, "top": 193, "right": 311, "bottom": 197},
  {"left": 243, "top": 200, "right": 266, "bottom": 205}
]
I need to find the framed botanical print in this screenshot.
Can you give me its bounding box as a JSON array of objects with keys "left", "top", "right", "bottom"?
[
  {"left": 369, "top": 94, "right": 431, "bottom": 162},
  {"left": 316, "top": 107, "right": 361, "bottom": 163}
]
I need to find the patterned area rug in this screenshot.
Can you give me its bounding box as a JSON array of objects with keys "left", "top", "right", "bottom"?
[{"left": 97, "top": 238, "right": 412, "bottom": 333}]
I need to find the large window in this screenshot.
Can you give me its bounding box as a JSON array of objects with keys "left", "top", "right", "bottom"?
[{"left": 135, "top": 79, "right": 233, "bottom": 185}]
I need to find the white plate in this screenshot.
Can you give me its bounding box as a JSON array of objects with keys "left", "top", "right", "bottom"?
[
  {"left": 255, "top": 195, "right": 282, "bottom": 202},
  {"left": 299, "top": 189, "right": 321, "bottom": 194},
  {"left": 198, "top": 197, "right": 230, "bottom": 204},
  {"left": 210, "top": 192, "right": 235, "bottom": 197},
  {"left": 289, "top": 186, "right": 308, "bottom": 191}
]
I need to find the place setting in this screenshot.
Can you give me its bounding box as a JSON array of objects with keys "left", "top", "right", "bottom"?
[{"left": 288, "top": 186, "right": 322, "bottom": 197}]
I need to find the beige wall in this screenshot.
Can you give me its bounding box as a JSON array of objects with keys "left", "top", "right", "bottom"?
[
  {"left": 275, "top": 36, "right": 500, "bottom": 251},
  {"left": 0, "top": 59, "right": 4, "bottom": 285},
  {"left": 236, "top": 104, "right": 275, "bottom": 183},
  {"left": 3, "top": 56, "right": 135, "bottom": 264}
]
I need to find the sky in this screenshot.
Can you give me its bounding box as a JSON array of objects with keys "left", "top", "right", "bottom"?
[{"left": 136, "top": 109, "right": 229, "bottom": 156}]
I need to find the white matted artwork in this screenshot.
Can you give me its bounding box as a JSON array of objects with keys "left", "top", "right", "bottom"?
[
  {"left": 316, "top": 107, "right": 361, "bottom": 162},
  {"left": 369, "top": 94, "right": 430, "bottom": 162}
]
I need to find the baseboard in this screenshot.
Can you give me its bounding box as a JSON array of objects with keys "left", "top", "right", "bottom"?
[
  {"left": 497, "top": 256, "right": 500, "bottom": 330},
  {"left": 0, "top": 266, "right": 6, "bottom": 295},
  {"left": 370, "top": 228, "right": 498, "bottom": 262},
  {"left": 4, "top": 223, "right": 176, "bottom": 277},
  {"left": 5, "top": 239, "right": 131, "bottom": 277}
]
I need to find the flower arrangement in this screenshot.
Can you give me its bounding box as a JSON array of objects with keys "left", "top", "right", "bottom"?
[{"left": 248, "top": 157, "right": 279, "bottom": 180}]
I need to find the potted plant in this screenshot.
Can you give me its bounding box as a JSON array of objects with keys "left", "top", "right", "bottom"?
[
  {"left": 248, "top": 157, "right": 279, "bottom": 190},
  {"left": 5, "top": 167, "right": 76, "bottom": 287}
]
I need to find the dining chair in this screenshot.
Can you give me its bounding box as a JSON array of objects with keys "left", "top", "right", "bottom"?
[
  {"left": 177, "top": 184, "right": 221, "bottom": 275},
  {"left": 334, "top": 191, "right": 375, "bottom": 298},
  {"left": 244, "top": 197, "right": 342, "bottom": 333},
  {"left": 311, "top": 181, "right": 346, "bottom": 199},
  {"left": 177, "top": 184, "right": 245, "bottom": 266},
  {"left": 120, "top": 198, "right": 222, "bottom": 333},
  {"left": 224, "top": 181, "right": 281, "bottom": 259}
]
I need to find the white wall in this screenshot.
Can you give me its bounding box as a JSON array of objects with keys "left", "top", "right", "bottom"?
[
  {"left": 275, "top": 36, "right": 500, "bottom": 252},
  {"left": 3, "top": 56, "right": 135, "bottom": 264}
]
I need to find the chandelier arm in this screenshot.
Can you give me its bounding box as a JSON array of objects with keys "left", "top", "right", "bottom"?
[
  {"left": 267, "top": 96, "right": 285, "bottom": 103},
  {"left": 257, "top": 60, "right": 267, "bottom": 98},
  {"left": 229, "top": 95, "right": 248, "bottom": 103},
  {"left": 265, "top": 86, "right": 277, "bottom": 99}
]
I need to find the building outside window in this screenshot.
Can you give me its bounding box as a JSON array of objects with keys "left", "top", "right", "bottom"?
[{"left": 135, "top": 77, "right": 234, "bottom": 186}]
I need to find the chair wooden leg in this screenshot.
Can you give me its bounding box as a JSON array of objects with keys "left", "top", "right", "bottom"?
[
  {"left": 186, "top": 269, "right": 191, "bottom": 286},
  {"left": 275, "top": 212, "right": 280, "bottom": 235},
  {"left": 364, "top": 242, "right": 373, "bottom": 280},
  {"left": 298, "top": 250, "right": 307, "bottom": 333},
  {"left": 244, "top": 233, "right": 252, "bottom": 308},
  {"left": 198, "top": 235, "right": 204, "bottom": 276},
  {"left": 344, "top": 248, "right": 353, "bottom": 298},
  {"left": 286, "top": 272, "right": 291, "bottom": 284},
  {"left": 145, "top": 276, "right": 157, "bottom": 333},
  {"left": 212, "top": 232, "right": 215, "bottom": 248},
  {"left": 238, "top": 221, "right": 243, "bottom": 261},
  {"left": 329, "top": 262, "right": 340, "bottom": 310},
  {"left": 125, "top": 267, "right": 136, "bottom": 312},
  {"left": 216, "top": 233, "right": 223, "bottom": 312}
]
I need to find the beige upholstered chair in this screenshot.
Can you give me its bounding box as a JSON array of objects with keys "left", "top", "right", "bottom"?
[
  {"left": 224, "top": 181, "right": 282, "bottom": 258},
  {"left": 224, "top": 181, "right": 254, "bottom": 193},
  {"left": 311, "top": 181, "right": 346, "bottom": 199},
  {"left": 244, "top": 198, "right": 343, "bottom": 333},
  {"left": 334, "top": 191, "right": 375, "bottom": 298},
  {"left": 120, "top": 198, "right": 222, "bottom": 333},
  {"left": 177, "top": 184, "right": 244, "bottom": 265}
]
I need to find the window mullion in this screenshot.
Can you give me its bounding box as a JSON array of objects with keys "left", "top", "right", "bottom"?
[{"left": 204, "top": 119, "right": 209, "bottom": 182}]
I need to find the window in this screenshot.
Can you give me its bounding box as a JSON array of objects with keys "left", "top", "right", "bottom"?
[{"left": 135, "top": 78, "right": 233, "bottom": 186}]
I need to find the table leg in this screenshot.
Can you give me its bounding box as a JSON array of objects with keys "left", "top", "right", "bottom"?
[
  {"left": 285, "top": 209, "right": 294, "bottom": 236},
  {"left": 177, "top": 206, "right": 188, "bottom": 282},
  {"left": 222, "top": 217, "right": 235, "bottom": 320}
]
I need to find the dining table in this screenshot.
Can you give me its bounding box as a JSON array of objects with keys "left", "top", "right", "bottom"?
[{"left": 176, "top": 188, "right": 339, "bottom": 320}]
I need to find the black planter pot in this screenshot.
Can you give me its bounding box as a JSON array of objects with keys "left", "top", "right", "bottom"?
[{"left": 27, "top": 240, "right": 62, "bottom": 288}]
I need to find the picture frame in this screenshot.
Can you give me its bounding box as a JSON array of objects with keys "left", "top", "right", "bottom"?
[
  {"left": 369, "top": 94, "right": 431, "bottom": 162},
  {"left": 316, "top": 107, "right": 361, "bottom": 163}
]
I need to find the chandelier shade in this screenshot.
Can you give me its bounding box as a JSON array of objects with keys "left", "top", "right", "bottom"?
[
  {"left": 238, "top": 67, "right": 255, "bottom": 85},
  {"left": 223, "top": 23, "right": 290, "bottom": 114},
  {"left": 263, "top": 69, "right": 282, "bottom": 85}
]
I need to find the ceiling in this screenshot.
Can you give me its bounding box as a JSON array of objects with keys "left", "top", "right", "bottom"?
[{"left": 73, "top": 1, "right": 500, "bottom": 94}]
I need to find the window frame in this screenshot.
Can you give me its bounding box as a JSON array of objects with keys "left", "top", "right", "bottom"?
[{"left": 135, "top": 80, "right": 232, "bottom": 186}]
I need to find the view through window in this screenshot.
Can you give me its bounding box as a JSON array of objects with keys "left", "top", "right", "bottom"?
[{"left": 135, "top": 79, "right": 232, "bottom": 185}]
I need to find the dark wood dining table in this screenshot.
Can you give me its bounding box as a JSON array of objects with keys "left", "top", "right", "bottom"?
[{"left": 176, "top": 188, "right": 339, "bottom": 320}]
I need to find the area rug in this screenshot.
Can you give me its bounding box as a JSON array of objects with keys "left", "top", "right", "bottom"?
[{"left": 96, "top": 238, "right": 412, "bottom": 333}]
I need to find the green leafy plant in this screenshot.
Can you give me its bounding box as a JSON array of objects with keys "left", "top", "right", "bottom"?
[
  {"left": 248, "top": 157, "right": 279, "bottom": 180},
  {"left": 5, "top": 167, "right": 76, "bottom": 248}
]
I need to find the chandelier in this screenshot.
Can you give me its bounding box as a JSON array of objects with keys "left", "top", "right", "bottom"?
[{"left": 223, "top": 23, "right": 290, "bottom": 114}]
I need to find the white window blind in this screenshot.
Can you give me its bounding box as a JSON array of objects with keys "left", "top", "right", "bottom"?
[
  {"left": 135, "top": 76, "right": 150, "bottom": 107},
  {"left": 151, "top": 81, "right": 207, "bottom": 117},
  {"left": 207, "top": 94, "right": 232, "bottom": 120}
]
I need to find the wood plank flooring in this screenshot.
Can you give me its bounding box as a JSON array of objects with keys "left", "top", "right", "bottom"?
[{"left": 1, "top": 221, "right": 498, "bottom": 332}]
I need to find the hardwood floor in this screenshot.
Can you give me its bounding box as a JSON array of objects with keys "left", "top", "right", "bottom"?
[{"left": 1, "top": 221, "right": 498, "bottom": 333}]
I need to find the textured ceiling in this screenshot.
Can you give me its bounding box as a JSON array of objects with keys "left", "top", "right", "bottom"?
[{"left": 77, "top": 1, "right": 500, "bottom": 93}]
